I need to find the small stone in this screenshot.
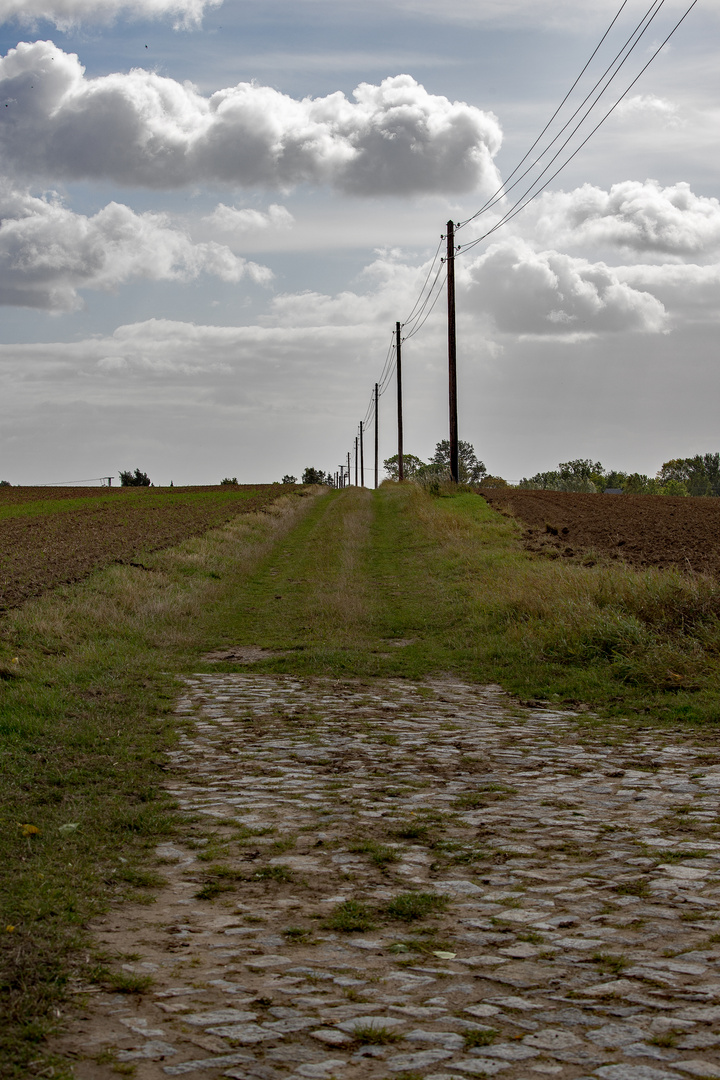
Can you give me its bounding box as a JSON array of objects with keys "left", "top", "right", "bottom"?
[
  {"left": 587, "top": 1024, "right": 650, "bottom": 1048},
  {"left": 336, "top": 1015, "right": 405, "bottom": 1033},
  {"left": 185, "top": 1010, "right": 257, "bottom": 1027},
  {"left": 595, "top": 1066, "right": 683, "bottom": 1080},
  {"left": 310, "top": 1029, "right": 352, "bottom": 1046},
  {"left": 523, "top": 1029, "right": 581, "bottom": 1051},
  {"left": 464, "top": 1004, "right": 501, "bottom": 1019},
  {"left": 452, "top": 1058, "right": 512, "bottom": 1075},
  {"left": 676, "top": 1005, "right": 720, "bottom": 1022},
  {"left": 162, "top": 1052, "right": 256, "bottom": 1075},
  {"left": 673, "top": 1061, "right": 720, "bottom": 1078},
  {"left": 581, "top": 978, "right": 642, "bottom": 997},
  {"left": 488, "top": 995, "right": 544, "bottom": 1011},
  {"left": 245, "top": 955, "right": 292, "bottom": 969},
  {"left": 116, "top": 1040, "right": 177, "bottom": 1061},
  {"left": 482, "top": 1043, "right": 539, "bottom": 1061},
  {"left": 404, "top": 1029, "right": 465, "bottom": 1050},
  {"left": 295, "top": 1060, "right": 348, "bottom": 1078},
  {"left": 385, "top": 1048, "right": 455, "bottom": 1070},
  {"left": 204, "top": 1023, "right": 276, "bottom": 1043}
]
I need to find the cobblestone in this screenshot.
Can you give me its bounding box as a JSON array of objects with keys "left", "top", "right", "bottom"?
[{"left": 57, "top": 675, "right": 720, "bottom": 1078}]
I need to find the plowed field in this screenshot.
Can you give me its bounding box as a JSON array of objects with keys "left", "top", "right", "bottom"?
[
  {"left": 0, "top": 485, "right": 297, "bottom": 612},
  {"left": 480, "top": 488, "right": 720, "bottom": 576}
]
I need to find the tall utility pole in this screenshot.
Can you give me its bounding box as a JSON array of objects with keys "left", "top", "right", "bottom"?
[
  {"left": 446, "top": 220, "right": 459, "bottom": 484},
  {"left": 374, "top": 382, "right": 379, "bottom": 489},
  {"left": 396, "top": 321, "right": 404, "bottom": 482},
  {"left": 354, "top": 437, "right": 358, "bottom": 486},
  {"left": 359, "top": 420, "right": 365, "bottom": 487},
  {"left": 347, "top": 451, "right": 351, "bottom": 489}
]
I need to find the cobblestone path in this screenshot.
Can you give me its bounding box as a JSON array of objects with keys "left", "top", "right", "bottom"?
[{"left": 63, "top": 675, "right": 720, "bottom": 1080}]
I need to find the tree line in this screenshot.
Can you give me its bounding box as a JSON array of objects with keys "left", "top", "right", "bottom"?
[{"left": 518, "top": 454, "right": 720, "bottom": 497}]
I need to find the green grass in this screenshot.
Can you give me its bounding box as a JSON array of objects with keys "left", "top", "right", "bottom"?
[
  {"left": 385, "top": 892, "right": 449, "bottom": 922},
  {"left": 0, "top": 490, "right": 314, "bottom": 1075},
  {"left": 201, "top": 485, "right": 720, "bottom": 724},
  {"left": 323, "top": 900, "right": 376, "bottom": 933},
  {"left": 348, "top": 840, "right": 401, "bottom": 867}
]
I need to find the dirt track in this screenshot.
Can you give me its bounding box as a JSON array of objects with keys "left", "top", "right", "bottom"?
[
  {"left": 0, "top": 486, "right": 295, "bottom": 612},
  {"left": 481, "top": 490, "right": 720, "bottom": 577}
]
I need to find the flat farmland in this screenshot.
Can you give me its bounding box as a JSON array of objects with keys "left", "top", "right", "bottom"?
[
  {"left": 481, "top": 487, "right": 720, "bottom": 575},
  {"left": 0, "top": 485, "right": 296, "bottom": 611}
]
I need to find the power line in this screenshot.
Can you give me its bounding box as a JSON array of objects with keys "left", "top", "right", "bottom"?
[
  {"left": 458, "top": 0, "right": 699, "bottom": 257},
  {"left": 458, "top": 0, "right": 657, "bottom": 230},
  {"left": 403, "top": 263, "right": 447, "bottom": 341}
]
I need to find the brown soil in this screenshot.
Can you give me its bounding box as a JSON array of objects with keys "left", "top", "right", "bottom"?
[
  {"left": 0, "top": 486, "right": 298, "bottom": 612},
  {"left": 480, "top": 488, "right": 720, "bottom": 576}
]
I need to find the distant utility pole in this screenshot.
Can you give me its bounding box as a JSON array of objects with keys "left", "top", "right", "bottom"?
[
  {"left": 396, "top": 321, "right": 404, "bottom": 482},
  {"left": 374, "top": 382, "right": 379, "bottom": 489},
  {"left": 446, "top": 220, "right": 459, "bottom": 484},
  {"left": 354, "top": 437, "right": 358, "bottom": 486},
  {"left": 359, "top": 420, "right": 365, "bottom": 487},
  {"left": 347, "top": 451, "right": 351, "bottom": 489},
  {"left": 338, "top": 466, "right": 344, "bottom": 488}
]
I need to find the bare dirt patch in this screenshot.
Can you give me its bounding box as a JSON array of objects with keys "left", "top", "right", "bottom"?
[
  {"left": 481, "top": 488, "right": 720, "bottom": 575},
  {"left": 202, "top": 646, "right": 289, "bottom": 663}
]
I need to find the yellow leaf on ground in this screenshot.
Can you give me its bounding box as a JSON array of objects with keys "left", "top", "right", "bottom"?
[{"left": 20, "top": 824, "right": 39, "bottom": 836}]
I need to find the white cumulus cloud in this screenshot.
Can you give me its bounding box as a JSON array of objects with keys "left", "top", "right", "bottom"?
[
  {"left": 0, "top": 0, "right": 220, "bottom": 29},
  {"left": 533, "top": 181, "right": 720, "bottom": 256},
  {"left": 0, "top": 42, "right": 502, "bottom": 196},
  {"left": 203, "top": 203, "right": 294, "bottom": 239},
  {"left": 0, "top": 184, "right": 272, "bottom": 311},
  {"left": 464, "top": 238, "right": 668, "bottom": 336}
]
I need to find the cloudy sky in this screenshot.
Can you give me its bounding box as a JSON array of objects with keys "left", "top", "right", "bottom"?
[{"left": 0, "top": 0, "right": 717, "bottom": 486}]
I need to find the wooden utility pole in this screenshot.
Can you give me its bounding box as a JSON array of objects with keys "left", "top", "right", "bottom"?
[
  {"left": 446, "top": 220, "right": 459, "bottom": 484},
  {"left": 374, "top": 383, "right": 379, "bottom": 489},
  {"left": 354, "top": 437, "right": 358, "bottom": 486},
  {"left": 359, "top": 420, "right": 365, "bottom": 487},
  {"left": 347, "top": 451, "right": 351, "bottom": 489},
  {"left": 396, "top": 321, "right": 404, "bottom": 482}
]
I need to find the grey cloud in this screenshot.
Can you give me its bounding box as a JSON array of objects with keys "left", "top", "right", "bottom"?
[
  {"left": 0, "top": 184, "right": 271, "bottom": 311},
  {"left": 464, "top": 239, "right": 668, "bottom": 336},
  {"left": 533, "top": 181, "right": 720, "bottom": 257},
  {"left": 0, "top": 42, "right": 502, "bottom": 195},
  {"left": 0, "top": 0, "right": 219, "bottom": 29}
]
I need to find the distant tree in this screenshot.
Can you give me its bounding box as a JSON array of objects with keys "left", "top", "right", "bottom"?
[
  {"left": 119, "top": 468, "right": 151, "bottom": 487},
  {"left": 519, "top": 458, "right": 603, "bottom": 492},
  {"left": 658, "top": 454, "right": 720, "bottom": 496},
  {"left": 220, "top": 477, "right": 239, "bottom": 485},
  {"left": 302, "top": 467, "right": 327, "bottom": 485},
  {"left": 383, "top": 454, "right": 425, "bottom": 481},
  {"left": 0, "top": 480, "right": 10, "bottom": 487},
  {"left": 603, "top": 470, "right": 628, "bottom": 491},
  {"left": 659, "top": 479, "right": 689, "bottom": 497},
  {"left": 430, "top": 440, "right": 486, "bottom": 484},
  {"left": 281, "top": 474, "right": 297, "bottom": 484},
  {"left": 481, "top": 475, "right": 507, "bottom": 488},
  {"left": 622, "top": 473, "right": 656, "bottom": 494}
]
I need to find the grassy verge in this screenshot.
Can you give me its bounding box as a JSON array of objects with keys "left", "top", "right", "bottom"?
[
  {"left": 200, "top": 484, "right": 720, "bottom": 724},
  {"left": 0, "top": 490, "right": 317, "bottom": 1076}
]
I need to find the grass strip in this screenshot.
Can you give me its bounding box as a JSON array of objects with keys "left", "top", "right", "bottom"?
[
  {"left": 0, "top": 490, "right": 318, "bottom": 1077},
  {"left": 200, "top": 484, "right": 720, "bottom": 724}
]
